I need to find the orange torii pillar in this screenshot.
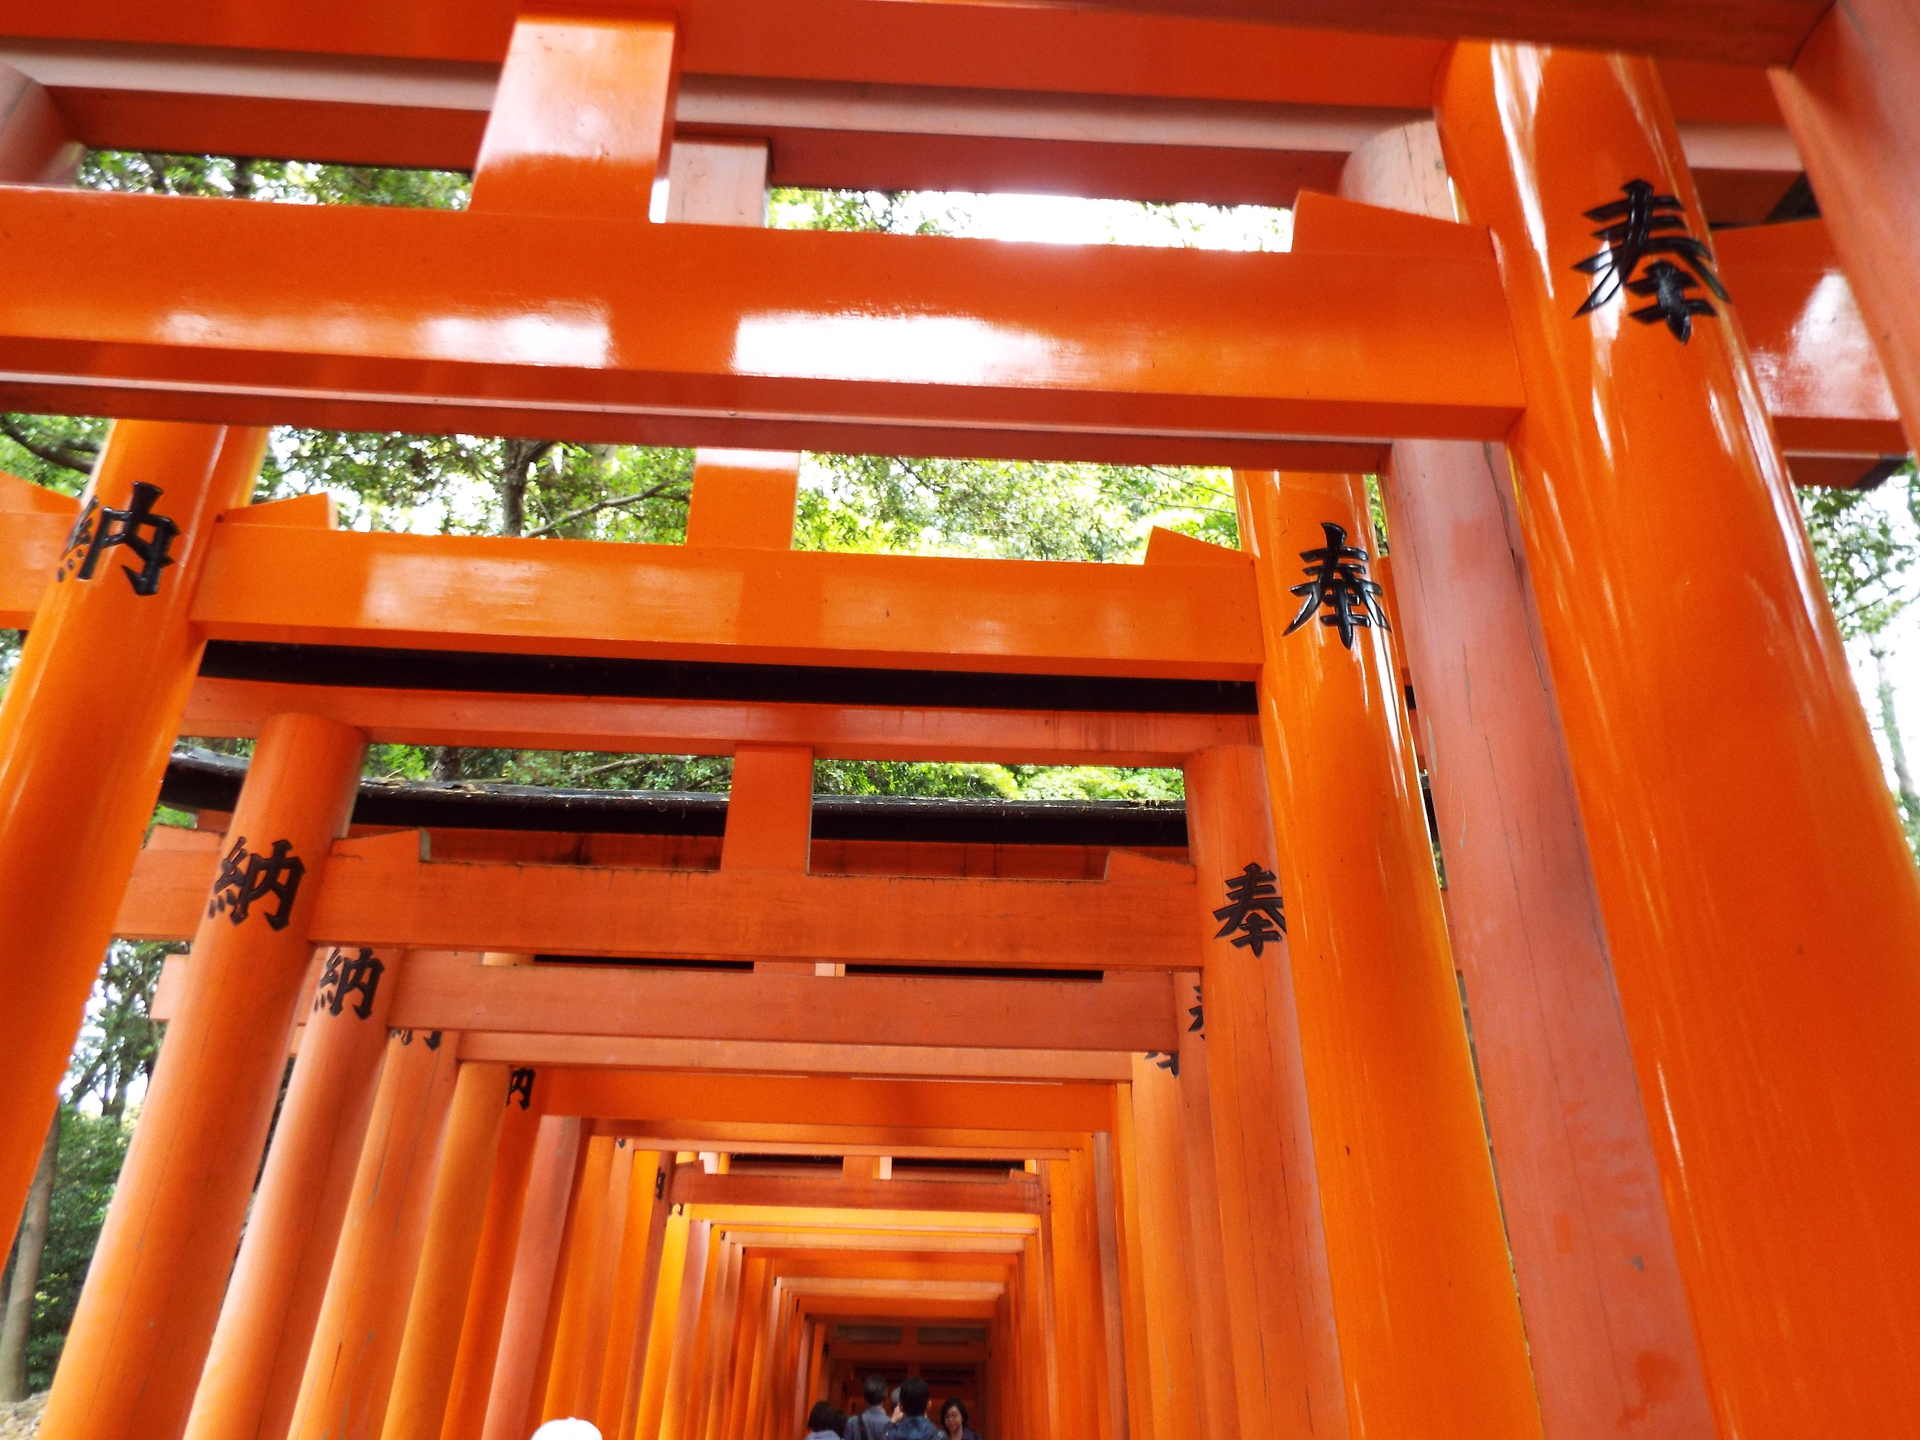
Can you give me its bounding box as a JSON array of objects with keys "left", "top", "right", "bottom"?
[
  {"left": 482, "top": 1115, "right": 585, "bottom": 1440},
  {"left": 1437, "top": 43, "right": 1920, "bottom": 1434},
  {"left": 1236, "top": 468, "right": 1543, "bottom": 1439},
  {"left": 0, "top": 421, "right": 262, "bottom": 1239},
  {"left": 185, "top": 943, "right": 403, "bottom": 1440},
  {"left": 383, "top": 955, "right": 534, "bottom": 1440},
  {"left": 539, "top": 1132, "right": 626, "bottom": 1425},
  {"left": 1121, "top": 1058, "right": 1204, "bottom": 1440},
  {"left": 1333, "top": 125, "right": 1716, "bottom": 1439},
  {"left": 40, "top": 713, "right": 365, "bottom": 1440},
  {"left": 442, "top": 1069, "right": 550, "bottom": 1440},
  {"left": 1772, "top": 0, "right": 1920, "bottom": 445},
  {"left": 626, "top": 1192, "right": 695, "bottom": 1440},
  {"left": 287, "top": 1027, "right": 461, "bottom": 1440},
  {"left": 1166, "top": 970, "right": 1241, "bottom": 1437},
  {"left": 1180, "top": 745, "right": 1346, "bottom": 1439}
]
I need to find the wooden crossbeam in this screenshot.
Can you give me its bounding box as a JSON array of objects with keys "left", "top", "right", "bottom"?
[
  {"left": 0, "top": 516, "right": 1261, "bottom": 677},
  {"left": 385, "top": 954, "right": 1176, "bottom": 1052},
  {"left": 595, "top": 1125, "right": 1078, "bottom": 1160},
  {"left": 550, "top": 1070, "right": 1115, "bottom": 1132},
  {"left": 117, "top": 829, "right": 1199, "bottom": 968},
  {"left": 0, "top": 0, "right": 1824, "bottom": 86},
  {"left": 673, "top": 1170, "right": 1042, "bottom": 1214},
  {"left": 177, "top": 676, "right": 1259, "bottom": 765},
  {"left": 454, "top": 1036, "right": 1137, "bottom": 1081},
  {"left": 0, "top": 186, "right": 1520, "bottom": 460}
]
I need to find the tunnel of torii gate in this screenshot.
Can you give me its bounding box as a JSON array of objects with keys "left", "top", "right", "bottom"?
[{"left": 0, "top": 0, "right": 1918, "bottom": 1438}]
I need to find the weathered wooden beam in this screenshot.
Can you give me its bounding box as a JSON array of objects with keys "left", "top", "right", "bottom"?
[
  {"left": 454, "top": 1035, "right": 1136, "bottom": 1081},
  {"left": 548, "top": 1070, "right": 1114, "bottom": 1133},
  {"left": 177, "top": 677, "right": 1260, "bottom": 766},
  {"left": 594, "top": 1124, "right": 1077, "bottom": 1160},
  {"left": 673, "top": 1170, "right": 1042, "bottom": 1214},
  {"left": 384, "top": 954, "right": 1176, "bottom": 1051},
  {"left": 118, "top": 829, "right": 1199, "bottom": 968}
]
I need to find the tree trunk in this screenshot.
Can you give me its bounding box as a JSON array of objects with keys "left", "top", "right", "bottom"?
[
  {"left": 1873, "top": 642, "right": 1920, "bottom": 835},
  {"left": 0, "top": 1112, "right": 59, "bottom": 1400}
]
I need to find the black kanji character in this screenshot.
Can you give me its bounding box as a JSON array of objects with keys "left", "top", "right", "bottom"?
[
  {"left": 1281, "top": 522, "right": 1389, "bottom": 650},
  {"left": 1213, "top": 861, "right": 1287, "bottom": 957},
  {"left": 1627, "top": 260, "right": 1719, "bottom": 342},
  {"left": 1145, "top": 1050, "right": 1180, "bottom": 1077},
  {"left": 1573, "top": 179, "right": 1727, "bottom": 344},
  {"left": 507, "top": 1068, "right": 536, "bottom": 1110},
  {"left": 423, "top": 1030, "right": 443, "bottom": 1051},
  {"left": 207, "top": 836, "right": 306, "bottom": 930},
  {"left": 55, "top": 500, "right": 97, "bottom": 584},
  {"left": 315, "top": 947, "right": 385, "bottom": 1020},
  {"left": 59, "top": 483, "right": 181, "bottom": 596},
  {"left": 1187, "top": 981, "right": 1205, "bottom": 1036}
]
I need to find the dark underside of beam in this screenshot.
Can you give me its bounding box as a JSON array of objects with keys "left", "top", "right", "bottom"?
[
  {"left": 197, "top": 641, "right": 1259, "bottom": 714},
  {"left": 161, "top": 747, "right": 1192, "bottom": 846}
]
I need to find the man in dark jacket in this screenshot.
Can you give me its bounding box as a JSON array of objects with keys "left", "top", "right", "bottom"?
[
  {"left": 883, "top": 1378, "right": 941, "bottom": 1440},
  {"left": 845, "top": 1376, "right": 892, "bottom": 1440}
]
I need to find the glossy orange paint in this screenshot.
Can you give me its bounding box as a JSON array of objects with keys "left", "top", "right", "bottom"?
[
  {"left": 1714, "top": 219, "right": 1909, "bottom": 455},
  {"left": 481, "top": 1116, "right": 583, "bottom": 1440},
  {"left": 684, "top": 451, "right": 801, "bottom": 550},
  {"left": 469, "top": 11, "right": 676, "bottom": 220},
  {"left": 382, "top": 1054, "right": 518, "bottom": 1440},
  {"left": 1771, "top": 0, "right": 1920, "bottom": 451},
  {"left": 0, "top": 421, "right": 260, "bottom": 1247},
  {"left": 288, "top": 1029, "right": 460, "bottom": 1440},
  {"left": 185, "top": 523, "right": 1262, "bottom": 679},
  {"left": 1438, "top": 42, "right": 1920, "bottom": 1437},
  {"left": 1237, "top": 469, "right": 1543, "bottom": 1440},
  {"left": 1181, "top": 745, "right": 1346, "bottom": 1440},
  {"left": 441, "top": 1070, "right": 546, "bottom": 1440},
  {"left": 176, "top": 674, "right": 1261, "bottom": 765},
  {"left": 1169, "top": 968, "right": 1242, "bottom": 1438},
  {"left": 1122, "top": 1059, "right": 1202, "bottom": 1440},
  {"left": 1341, "top": 121, "right": 1717, "bottom": 1440},
  {"left": 38, "top": 712, "right": 362, "bottom": 1440},
  {"left": 185, "top": 944, "right": 401, "bottom": 1440},
  {"left": 0, "top": 187, "right": 1520, "bottom": 461}
]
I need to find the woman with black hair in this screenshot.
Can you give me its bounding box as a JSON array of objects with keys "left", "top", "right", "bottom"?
[
  {"left": 938, "top": 1398, "right": 981, "bottom": 1440},
  {"left": 806, "top": 1401, "right": 848, "bottom": 1440}
]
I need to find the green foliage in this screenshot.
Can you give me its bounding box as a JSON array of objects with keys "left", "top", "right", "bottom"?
[
  {"left": 68, "top": 942, "right": 176, "bottom": 1121},
  {"left": 79, "top": 151, "right": 469, "bottom": 210},
  {"left": 1799, "top": 465, "right": 1920, "bottom": 641},
  {"left": 21, "top": 1109, "right": 133, "bottom": 1391}
]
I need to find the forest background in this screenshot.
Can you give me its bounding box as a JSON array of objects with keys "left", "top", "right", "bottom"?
[{"left": 0, "top": 150, "right": 1913, "bottom": 1402}]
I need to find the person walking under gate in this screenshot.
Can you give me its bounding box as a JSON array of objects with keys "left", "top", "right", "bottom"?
[
  {"left": 846, "top": 1375, "right": 892, "bottom": 1440},
  {"left": 883, "top": 1378, "right": 940, "bottom": 1440},
  {"left": 807, "top": 1401, "right": 849, "bottom": 1440}
]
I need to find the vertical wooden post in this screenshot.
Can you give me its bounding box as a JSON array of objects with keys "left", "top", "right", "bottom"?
[
  {"left": 0, "top": 63, "right": 82, "bottom": 182},
  {"left": 625, "top": 1205, "right": 695, "bottom": 1440},
  {"left": 539, "top": 1133, "right": 621, "bottom": 1422},
  {"left": 380, "top": 1059, "right": 517, "bottom": 1440},
  {"left": 287, "top": 1028, "right": 460, "bottom": 1440},
  {"left": 0, "top": 421, "right": 262, "bottom": 1239},
  {"left": 1181, "top": 744, "right": 1347, "bottom": 1439},
  {"left": 1167, "top": 971, "right": 1242, "bottom": 1437},
  {"left": 1122, "top": 1060, "right": 1201, "bottom": 1440},
  {"left": 613, "top": 1158, "right": 678, "bottom": 1440},
  {"left": 1438, "top": 41, "right": 1920, "bottom": 1435},
  {"left": 597, "top": 1151, "right": 664, "bottom": 1438},
  {"left": 42, "top": 713, "right": 364, "bottom": 1440},
  {"left": 643, "top": 1212, "right": 709, "bottom": 1440},
  {"left": 1236, "top": 467, "right": 1543, "bottom": 1439},
  {"left": 441, "top": 1068, "right": 547, "bottom": 1440},
  {"left": 468, "top": 10, "right": 676, "bottom": 220},
  {"left": 1336, "top": 120, "right": 1716, "bottom": 1440},
  {"left": 482, "top": 1115, "right": 583, "bottom": 1440},
  {"left": 185, "top": 944, "right": 401, "bottom": 1440},
  {"left": 1108, "top": 1093, "right": 1161, "bottom": 1440},
  {"left": 1771, "top": 0, "right": 1920, "bottom": 445}
]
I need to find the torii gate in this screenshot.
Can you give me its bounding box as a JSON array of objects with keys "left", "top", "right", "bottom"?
[{"left": 0, "top": 2, "right": 1915, "bottom": 1439}]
